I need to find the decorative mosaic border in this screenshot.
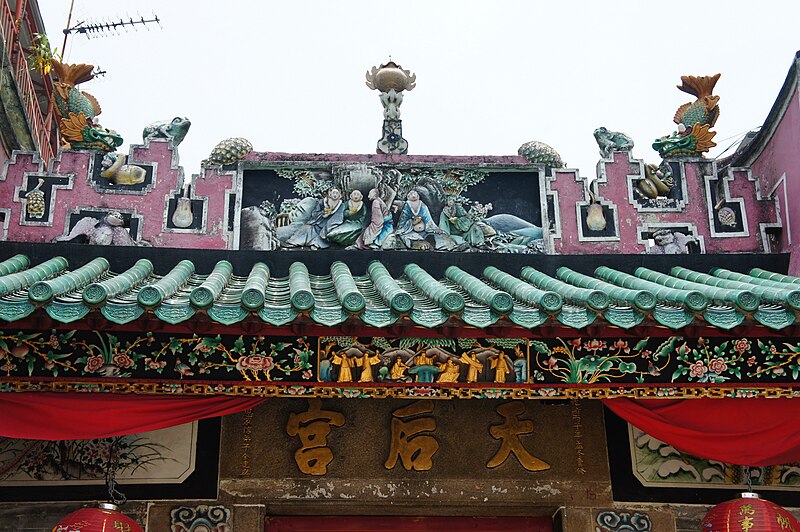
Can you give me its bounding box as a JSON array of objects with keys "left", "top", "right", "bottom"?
[{"left": 2, "top": 379, "right": 800, "bottom": 399}]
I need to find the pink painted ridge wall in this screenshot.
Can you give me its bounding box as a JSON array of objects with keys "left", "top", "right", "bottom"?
[
  {"left": 553, "top": 151, "right": 778, "bottom": 255},
  {"left": 0, "top": 140, "right": 233, "bottom": 249},
  {"left": 749, "top": 90, "right": 800, "bottom": 274}
]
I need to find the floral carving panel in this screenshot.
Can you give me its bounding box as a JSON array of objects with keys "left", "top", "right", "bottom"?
[{"left": 1, "top": 331, "right": 800, "bottom": 398}]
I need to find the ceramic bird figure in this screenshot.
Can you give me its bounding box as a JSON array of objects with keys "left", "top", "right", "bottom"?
[
  {"left": 674, "top": 73, "right": 720, "bottom": 129},
  {"left": 54, "top": 211, "right": 137, "bottom": 246}
]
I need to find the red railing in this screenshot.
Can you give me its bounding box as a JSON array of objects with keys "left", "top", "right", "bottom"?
[{"left": 0, "top": 1, "right": 55, "bottom": 164}]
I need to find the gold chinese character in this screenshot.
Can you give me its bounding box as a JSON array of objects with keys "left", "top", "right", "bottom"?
[
  {"left": 385, "top": 400, "right": 439, "bottom": 471},
  {"left": 487, "top": 402, "right": 551, "bottom": 472},
  {"left": 777, "top": 514, "right": 796, "bottom": 531},
  {"left": 739, "top": 504, "right": 755, "bottom": 516},
  {"left": 114, "top": 522, "right": 131, "bottom": 532},
  {"left": 740, "top": 516, "right": 754, "bottom": 532},
  {"left": 286, "top": 398, "right": 345, "bottom": 475}
]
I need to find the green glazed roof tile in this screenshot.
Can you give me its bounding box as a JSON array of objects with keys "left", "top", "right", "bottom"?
[
  {"left": 635, "top": 267, "right": 759, "bottom": 312},
  {"left": 1, "top": 254, "right": 798, "bottom": 333},
  {"left": 520, "top": 266, "right": 609, "bottom": 311},
  {"left": 596, "top": 266, "right": 707, "bottom": 312},
  {"left": 557, "top": 267, "right": 656, "bottom": 311},
  {"left": 0, "top": 254, "right": 29, "bottom": 276},
  {"left": 749, "top": 268, "right": 800, "bottom": 286}
]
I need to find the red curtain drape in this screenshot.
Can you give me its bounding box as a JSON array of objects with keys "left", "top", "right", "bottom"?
[
  {"left": 0, "top": 393, "right": 264, "bottom": 440},
  {"left": 3, "top": 393, "right": 800, "bottom": 466},
  {"left": 603, "top": 398, "right": 800, "bottom": 466}
]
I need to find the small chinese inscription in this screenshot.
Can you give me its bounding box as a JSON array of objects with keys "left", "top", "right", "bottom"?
[
  {"left": 487, "top": 402, "right": 550, "bottom": 471},
  {"left": 286, "top": 398, "right": 345, "bottom": 475},
  {"left": 240, "top": 408, "right": 253, "bottom": 477},
  {"left": 385, "top": 400, "right": 439, "bottom": 471},
  {"left": 777, "top": 514, "right": 796, "bottom": 531}
]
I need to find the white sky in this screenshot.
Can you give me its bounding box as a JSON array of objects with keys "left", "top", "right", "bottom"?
[{"left": 39, "top": 1, "right": 800, "bottom": 180}]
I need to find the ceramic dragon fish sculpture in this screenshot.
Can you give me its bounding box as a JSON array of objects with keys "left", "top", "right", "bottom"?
[
  {"left": 51, "top": 60, "right": 123, "bottom": 152},
  {"left": 652, "top": 73, "right": 720, "bottom": 158}
]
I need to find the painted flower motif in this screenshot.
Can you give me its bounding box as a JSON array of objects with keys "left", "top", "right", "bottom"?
[
  {"left": 112, "top": 353, "right": 134, "bottom": 369},
  {"left": 0, "top": 362, "right": 16, "bottom": 372},
  {"left": 341, "top": 388, "right": 363, "bottom": 398},
  {"left": 288, "top": 385, "right": 307, "bottom": 395},
  {"left": 770, "top": 344, "right": 778, "bottom": 354},
  {"left": 214, "top": 384, "right": 226, "bottom": 392},
  {"left": 656, "top": 388, "right": 676, "bottom": 397},
  {"left": 44, "top": 361, "right": 55, "bottom": 370},
  {"left": 688, "top": 360, "right": 708, "bottom": 378},
  {"left": 733, "top": 338, "right": 751, "bottom": 354},
  {"left": 409, "top": 387, "right": 435, "bottom": 397},
  {"left": 537, "top": 388, "right": 557, "bottom": 397},
  {"left": 545, "top": 356, "right": 559, "bottom": 369},
  {"left": 236, "top": 354, "right": 274, "bottom": 372},
  {"left": 48, "top": 335, "right": 60, "bottom": 348},
  {"left": 747, "top": 356, "right": 756, "bottom": 367},
  {"left": 302, "top": 370, "right": 313, "bottom": 380},
  {"left": 85, "top": 355, "right": 105, "bottom": 373},
  {"left": 772, "top": 367, "right": 786, "bottom": 376},
  {"left": 618, "top": 362, "right": 637, "bottom": 374},
  {"left": 698, "top": 337, "right": 707, "bottom": 346},
  {"left": 567, "top": 338, "right": 582, "bottom": 349},
  {"left": 708, "top": 358, "right": 727, "bottom": 374},
  {"left": 612, "top": 340, "right": 630, "bottom": 353},
  {"left": 640, "top": 350, "right": 652, "bottom": 359},
  {"left": 583, "top": 339, "right": 606, "bottom": 352},
  {"left": 482, "top": 390, "right": 504, "bottom": 399},
  {"left": 144, "top": 357, "right": 166, "bottom": 370}
]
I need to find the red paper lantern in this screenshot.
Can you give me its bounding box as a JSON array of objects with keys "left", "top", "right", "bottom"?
[
  {"left": 701, "top": 492, "right": 800, "bottom": 531},
  {"left": 52, "top": 502, "right": 143, "bottom": 532}
]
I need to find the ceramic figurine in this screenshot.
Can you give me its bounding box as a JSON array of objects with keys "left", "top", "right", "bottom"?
[
  {"left": 593, "top": 127, "right": 634, "bottom": 157},
  {"left": 396, "top": 190, "right": 455, "bottom": 250},
  {"left": 648, "top": 229, "right": 694, "bottom": 254},
  {"left": 585, "top": 190, "right": 607, "bottom": 232},
  {"left": 637, "top": 163, "right": 674, "bottom": 199},
  {"left": 283, "top": 188, "right": 345, "bottom": 249},
  {"left": 355, "top": 188, "right": 393, "bottom": 249},
  {"left": 142, "top": 117, "right": 191, "bottom": 146},
  {"left": 51, "top": 60, "right": 123, "bottom": 151},
  {"left": 54, "top": 211, "right": 146, "bottom": 246},
  {"left": 517, "top": 140, "right": 566, "bottom": 167},
  {"left": 653, "top": 74, "right": 720, "bottom": 157},
  {"left": 100, "top": 153, "right": 146, "bottom": 186},
  {"left": 326, "top": 189, "right": 367, "bottom": 246},
  {"left": 439, "top": 197, "right": 487, "bottom": 248},
  {"left": 717, "top": 206, "right": 737, "bottom": 227},
  {"left": 25, "top": 179, "right": 46, "bottom": 219},
  {"left": 203, "top": 137, "right": 253, "bottom": 166},
  {"left": 171, "top": 197, "right": 194, "bottom": 228}
]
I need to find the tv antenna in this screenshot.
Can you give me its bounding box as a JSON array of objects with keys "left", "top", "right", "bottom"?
[{"left": 61, "top": 0, "right": 161, "bottom": 52}]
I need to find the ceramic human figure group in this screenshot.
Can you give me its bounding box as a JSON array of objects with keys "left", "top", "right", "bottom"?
[{"left": 280, "top": 188, "right": 461, "bottom": 251}]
